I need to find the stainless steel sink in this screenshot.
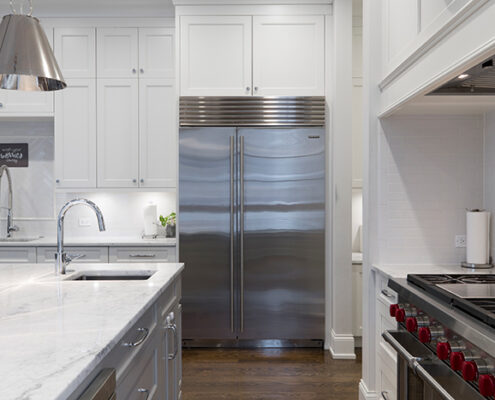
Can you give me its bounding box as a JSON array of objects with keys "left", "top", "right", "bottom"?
[
  {"left": 65, "top": 271, "right": 155, "bottom": 281},
  {"left": 0, "top": 236, "right": 43, "bottom": 242}
]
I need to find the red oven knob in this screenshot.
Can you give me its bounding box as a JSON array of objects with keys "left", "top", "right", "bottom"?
[
  {"left": 418, "top": 327, "right": 431, "bottom": 343},
  {"left": 395, "top": 308, "right": 406, "bottom": 322},
  {"left": 436, "top": 341, "right": 451, "bottom": 360},
  {"left": 406, "top": 317, "right": 418, "bottom": 332},
  {"left": 389, "top": 304, "right": 399, "bottom": 317},
  {"left": 450, "top": 352, "right": 465, "bottom": 371},
  {"left": 479, "top": 374, "right": 495, "bottom": 397},
  {"left": 462, "top": 361, "right": 478, "bottom": 381}
]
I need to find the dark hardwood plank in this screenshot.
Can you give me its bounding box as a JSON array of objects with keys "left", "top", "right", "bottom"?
[{"left": 182, "top": 348, "right": 362, "bottom": 400}]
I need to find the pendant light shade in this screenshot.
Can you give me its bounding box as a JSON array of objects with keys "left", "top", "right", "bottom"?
[{"left": 0, "top": 13, "right": 66, "bottom": 91}]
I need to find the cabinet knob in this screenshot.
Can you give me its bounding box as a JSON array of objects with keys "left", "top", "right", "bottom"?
[
  {"left": 245, "top": 86, "right": 250, "bottom": 92},
  {"left": 140, "top": 178, "right": 144, "bottom": 183},
  {"left": 133, "top": 179, "right": 137, "bottom": 183},
  {"left": 132, "top": 68, "right": 137, "bottom": 74},
  {"left": 254, "top": 86, "right": 259, "bottom": 93},
  {"left": 0, "top": 103, "right": 3, "bottom": 108},
  {"left": 55, "top": 179, "right": 60, "bottom": 184},
  {"left": 140, "top": 68, "right": 144, "bottom": 74}
]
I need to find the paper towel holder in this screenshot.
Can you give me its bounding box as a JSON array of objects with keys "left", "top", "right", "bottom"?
[{"left": 461, "top": 259, "right": 494, "bottom": 270}]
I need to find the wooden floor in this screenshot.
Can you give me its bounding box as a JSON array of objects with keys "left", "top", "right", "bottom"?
[{"left": 182, "top": 348, "right": 362, "bottom": 400}]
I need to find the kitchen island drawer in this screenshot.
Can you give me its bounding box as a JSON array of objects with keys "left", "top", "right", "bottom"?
[
  {"left": 36, "top": 246, "right": 109, "bottom": 263},
  {"left": 109, "top": 247, "right": 175, "bottom": 263},
  {"left": 0, "top": 247, "right": 36, "bottom": 263}
]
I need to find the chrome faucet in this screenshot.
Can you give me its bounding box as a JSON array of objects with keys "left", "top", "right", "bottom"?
[
  {"left": 55, "top": 198, "right": 106, "bottom": 275},
  {"left": 0, "top": 165, "right": 19, "bottom": 238}
]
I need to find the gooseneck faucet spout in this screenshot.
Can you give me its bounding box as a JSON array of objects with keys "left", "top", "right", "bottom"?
[
  {"left": 0, "top": 165, "right": 18, "bottom": 238},
  {"left": 55, "top": 198, "right": 106, "bottom": 275}
]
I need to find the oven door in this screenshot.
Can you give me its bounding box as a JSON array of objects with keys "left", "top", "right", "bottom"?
[{"left": 383, "top": 331, "right": 485, "bottom": 400}]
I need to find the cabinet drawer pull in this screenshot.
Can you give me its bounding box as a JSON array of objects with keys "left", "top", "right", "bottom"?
[
  {"left": 122, "top": 327, "right": 149, "bottom": 347},
  {"left": 129, "top": 254, "right": 156, "bottom": 258},
  {"left": 381, "top": 289, "right": 394, "bottom": 298},
  {"left": 137, "top": 388, "right": 149, "bottom": 399},
  {"left": 165, "top": 323, "right": 179, "bottom": 360},
  {"left": 381, "top": 391, "right": 390, "bottom": 400}
]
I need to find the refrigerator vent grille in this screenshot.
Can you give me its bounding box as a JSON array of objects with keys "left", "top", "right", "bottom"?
[{"left": 179, "top": 96, "right": 326, "bottom": 127}]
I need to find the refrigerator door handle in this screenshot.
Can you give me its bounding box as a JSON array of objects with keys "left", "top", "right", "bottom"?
[
  {"left": 240, "top": 135, "right": 245, "bottom": 333},
  {"left": 230, "top": 136, "right": 235, "bottom": 333}
]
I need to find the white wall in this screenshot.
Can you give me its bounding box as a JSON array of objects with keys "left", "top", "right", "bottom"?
[
  {"left": 483, "top": 111, "right": 495, "bottom": 258},
  {"left": 377, "top": 115, "right": 483, "bottom": 265},
  {"left": 0, "top": 121, "right": 176, "bottom": 239}
]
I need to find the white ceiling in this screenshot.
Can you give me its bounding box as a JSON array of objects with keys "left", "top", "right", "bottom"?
[{"left": 12, "top": 0, "right": 175, "bottom": 17}]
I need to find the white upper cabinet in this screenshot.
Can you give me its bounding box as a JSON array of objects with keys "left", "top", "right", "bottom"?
[
  {"left": 55, "top": 79, "right": 97, "bottom": 188},
  {"left": 252, "top": 16, "right": 324, "bottom": 96},
  {"left": 139, "top": 28, "right": 175, "bottom": 78},
  {"left": 139, "top": 79, "right": 176, "bottom": 188},
  {"left": 180, "top": 16, "right": 252, "bottom": 96},
  {"left": 54, "top": 28, "right": 96, "bottom": 78},
  {"left": 0, "top": 90, "right": 53, "bottom": 115},
  {"left": 97, "top": 28, "right": 139, "bottom": 78},
  {"left": 97, "top": 79, "right": 139, "bottom": 188}
]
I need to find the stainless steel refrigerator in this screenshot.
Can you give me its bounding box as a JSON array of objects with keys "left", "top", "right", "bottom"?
[{"left": 179, "top": 97, "right": 325, "bottom": 347}]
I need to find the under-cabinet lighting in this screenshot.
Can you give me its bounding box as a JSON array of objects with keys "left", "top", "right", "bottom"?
[{"left": 458, "top": 74, "right": 470, "bottom": 80}]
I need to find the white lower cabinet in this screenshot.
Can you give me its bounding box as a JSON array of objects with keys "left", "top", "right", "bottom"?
[
  {"left": 374, "top": 271, "right": 398, "bottom": 400},
  {"left": 69, "top": 277, "right": 182, "bottom": 400},
  {"left": 0, "top": 247, "right": 36, "bottom": 263},
  {"left": 0, "top": 245, "right": 175, "bottom": 263},
  {"left": 97, "top": 79, "right": 140, "bottom": 188},
  {"left": 36, "top": 246, "right": 108, "bottom": 263},
  {"left": 109, "top": 247, "right": 176, "bottom": 263}
]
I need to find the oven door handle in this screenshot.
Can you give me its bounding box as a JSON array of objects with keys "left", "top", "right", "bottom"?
[{"left": 382, "top": 331, "right": 456, "bottom": 400}]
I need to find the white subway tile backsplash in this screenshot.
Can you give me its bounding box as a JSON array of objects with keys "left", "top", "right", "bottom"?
[{"left": 378, "top": 115, "right": 483, "bottom": 265}]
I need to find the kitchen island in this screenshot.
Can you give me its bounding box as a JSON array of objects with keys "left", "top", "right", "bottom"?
[{"left": 0, "top": 262, "right": 183, "bottom": 400}]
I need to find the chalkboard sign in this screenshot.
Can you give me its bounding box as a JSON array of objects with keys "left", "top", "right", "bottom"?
[{"left": 0, "top": 143, "right": 28, "bottom": 167}]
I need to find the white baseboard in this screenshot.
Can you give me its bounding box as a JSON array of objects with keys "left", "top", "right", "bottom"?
[
  {"left": 359, "top": 379, "right": 378, "bottom": 400},
  {"left": 328, "top": 329, "right": 356, "bottom": 359}
]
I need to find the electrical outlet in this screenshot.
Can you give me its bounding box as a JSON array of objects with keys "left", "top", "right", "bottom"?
[
  {"left": 455, "top": 235, "right": 467, "bottom": 248},
  {"left": 79, "top": 217, "right": 91, "bottom": 227}
]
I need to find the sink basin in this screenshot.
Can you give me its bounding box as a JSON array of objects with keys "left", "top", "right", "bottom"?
[
  {"left": 66, "top": 270, "right": 155, "bottom": 281},
  {"left": 0, "top": 236, "right": 43, "bottom": 242}
]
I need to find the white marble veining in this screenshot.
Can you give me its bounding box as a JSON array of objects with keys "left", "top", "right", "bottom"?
[
  {"left": 0, "top": 262, "right": 183, "bottom": 400},
  {"left": 0, "top": 235, "right": 176, "bottom": 247},
  {"left": 372, "top": 263, "right": 495, "bottom": 279}
]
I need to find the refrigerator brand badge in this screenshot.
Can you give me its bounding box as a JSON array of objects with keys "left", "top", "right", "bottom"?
[
  {"left": 308, "top": 136, "right": 321, "bottom": 139},
  {"left": 0, "top": 143, "right": 28, "bottom": 167}
]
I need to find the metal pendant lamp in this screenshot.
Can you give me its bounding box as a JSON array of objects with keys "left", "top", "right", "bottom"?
[{"left": 0, "top": 0, "right": 66, "bottom": 91}]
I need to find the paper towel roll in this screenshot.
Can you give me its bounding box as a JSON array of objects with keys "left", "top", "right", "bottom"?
[
  {"left": 143, "top": 203, "right": 157, "bottom": 236},
  {"left": 466, "top": 210, "right": 491, "bottom": 265}
]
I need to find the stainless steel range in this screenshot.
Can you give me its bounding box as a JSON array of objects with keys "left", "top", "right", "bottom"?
[{"left": 384, "top": 274, "right": 495, "bottom": 400}]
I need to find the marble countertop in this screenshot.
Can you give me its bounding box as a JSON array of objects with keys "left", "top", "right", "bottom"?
[
  {"left": 0, "top": 235, "right": 177, "bottom": 247},
  {"left": 0, "top": 262, "right": 184, "bottom": 400},
  {"left": 372, "top": 263, "right": 495, "bottom": 279}
]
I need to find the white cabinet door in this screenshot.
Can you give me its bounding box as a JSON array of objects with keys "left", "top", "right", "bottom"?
[
  {"left": 97, "top": 28, "right": 139, "bottom": 78},
  {"left": 139, "top": 28, "right": 175, "bottom": 78},
  {"left": 54, "top": 28, "right": 96, "bottom": 78},
  {"left": 139, "top": 79, "right": 176, "bottom": 188},
  {"left": 55, "top": 79, "right": 96, "bottom": 188},
  {"left": 252, "top": 16, "right": 324, "bottom": 96},
  {"left": 0, "top": 90, "right": 53, "bottom": 114},
  {"left": 180, "top": 16, "right": 252, "bottom": 96},
  {"left": 97, "top": 79, "right": 139, "bottom": 188}
]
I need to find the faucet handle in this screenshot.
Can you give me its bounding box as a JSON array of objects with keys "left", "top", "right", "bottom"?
[
  {"left": 8, "top": 225, "right": 19, "bottom": 233},
  {"left": 66, "top": 253, "right": 86, "bottom": 263}
]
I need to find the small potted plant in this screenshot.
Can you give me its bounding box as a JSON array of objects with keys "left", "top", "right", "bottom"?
[{"left": 159, "top": 212, "right": 176, "bottom": 238}]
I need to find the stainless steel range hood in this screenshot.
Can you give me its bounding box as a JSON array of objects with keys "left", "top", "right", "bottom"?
[{"left": 429, "top": 56, "right": 495, "bottom": 95}]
